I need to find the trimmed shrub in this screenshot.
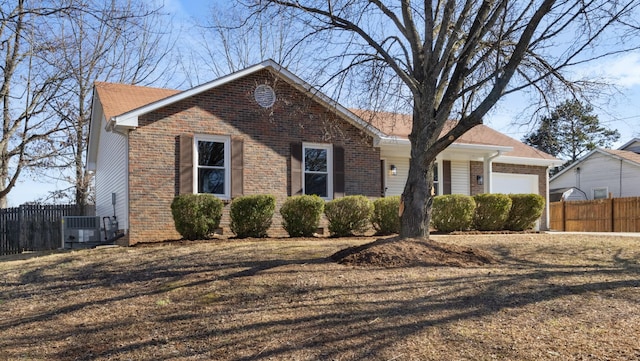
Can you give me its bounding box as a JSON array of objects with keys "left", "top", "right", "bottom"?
[
  {"left": 473, "top": 193, "right": 512, "bottom": 231},
  {"left": 504, "top": 193, "right": 545, "bottom": 231},
  {"left": 431, "top": 194, "right": 476, "bottom": 232},
  {"left": 230, "top": 194, "right": 276, "bottom": 238},
  {"left": 171, "top": 194, "right": 224, "bottom": 240},
  {"left": 280, "top": 195, "right": 325, "bottom": 237},
  {"left": 324, "top": 195, "right": 374, "bottom": 237},
  {"left": 371, "top": 196, "right": 401, "bottom": 235}
]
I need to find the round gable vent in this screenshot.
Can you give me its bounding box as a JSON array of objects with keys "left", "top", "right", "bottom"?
[{"left": 254, "top": 84, "right": 276, "bottom": 108}]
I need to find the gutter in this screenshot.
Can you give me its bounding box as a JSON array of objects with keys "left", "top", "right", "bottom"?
[{"left": 106, "top": 117, "right": 135, "bottom": 134}]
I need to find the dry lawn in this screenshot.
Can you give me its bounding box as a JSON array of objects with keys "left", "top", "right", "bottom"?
[{"left": 1, "top": 233, "right": 639, "bottom": 361}]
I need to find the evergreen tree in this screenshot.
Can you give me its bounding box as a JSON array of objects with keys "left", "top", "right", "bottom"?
[{"left": 524, "top": 100, "right": 620, "bottom": 165}]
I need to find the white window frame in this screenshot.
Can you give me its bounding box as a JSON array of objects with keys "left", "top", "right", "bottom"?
[
  {"left": 302, "top": 142, "right": 333, "bottom": 200},
  {"left": 194, "top": 135, "right": 231, "bottom": 199},
  {"left": 592, "top": 187, "right": 608, "bottom": 200}
]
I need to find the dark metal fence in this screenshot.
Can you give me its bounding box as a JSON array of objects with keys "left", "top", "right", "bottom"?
[{"left": 0, "top": 204, "right": 95, "bottom": 256}]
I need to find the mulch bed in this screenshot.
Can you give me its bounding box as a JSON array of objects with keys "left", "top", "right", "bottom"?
[{"left": 331, "top": 236, "right": 496, "bottom": 267}]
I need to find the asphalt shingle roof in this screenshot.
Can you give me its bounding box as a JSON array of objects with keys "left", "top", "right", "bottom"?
[{"left": 94, "top": 82, "right": 556, "bottom": 161}]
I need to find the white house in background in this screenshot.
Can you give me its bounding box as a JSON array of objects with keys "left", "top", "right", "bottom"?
[{"left": 550, "top": 138, "right": 640, "bottom": 200}]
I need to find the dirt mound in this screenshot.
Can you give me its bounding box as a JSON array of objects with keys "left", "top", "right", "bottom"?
[{"left": 331, "top": 236, "right": 496, "bottom": 268}]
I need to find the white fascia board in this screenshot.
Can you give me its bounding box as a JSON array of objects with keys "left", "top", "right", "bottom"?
[
  {"left": 603, "top": 149, "right": 640, "bottom": 168},
  {"left": 377, "top": 138, "right": 513, "bottom": 154},
  {"left": 86, "top": 88, "right": 103, "bottom": 171},
  {"left": 108, "top": 59, "right": 384, "bottom": 141},
  {"left": 618, "top": 137, "right": 640, "bottom": 150},
  {"left": 549, "top": 148, "right": 598, "bottom": 181},
  {"left": 110, "top": 62, "right": 273, "bottom": 128},
  {"left": 448, "top": 143, "right": 512, "bottom": 153},
  {"left": 268, "top": 62, "right": 386, "bottom": 139},
  {"left": 375, "top": 136, "right": 411, "bottom": 146},
  {"left": 496, "top": 155, "right": 563, "bottom": 167}
]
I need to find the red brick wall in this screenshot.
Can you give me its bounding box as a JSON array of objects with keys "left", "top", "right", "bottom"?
[
  {"left": 492, "top": 163, "right": 547, "bottom": 196},
  {"left": 127, "top": 69, "right": 380, "bottom": 243},
  {"left": 470, "top": 161, "right": 484, "bottom": 195},
  {"left": 492, "top": 163, "right": 549, "bottom": 230},
  {"left": 466, "top": 162, "right": 549, "bottom": 229}
]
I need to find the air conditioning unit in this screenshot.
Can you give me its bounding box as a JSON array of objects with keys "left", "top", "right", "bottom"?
[{"left": 61, "top": 216, "right": 101, "bottom": 249}]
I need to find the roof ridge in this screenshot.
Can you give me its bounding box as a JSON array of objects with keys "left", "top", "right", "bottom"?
[{"left": 94, "top": 81, "right": 179, "bottom": 92}]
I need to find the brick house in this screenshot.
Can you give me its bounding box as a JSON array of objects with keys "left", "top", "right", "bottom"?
[{"left": 87, "top": 60, "right": 560, "bottom": 245}]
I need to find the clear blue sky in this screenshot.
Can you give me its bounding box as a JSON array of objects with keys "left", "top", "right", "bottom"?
[{"left": 6, "top": 0, "right": 640, "bottom": 206}]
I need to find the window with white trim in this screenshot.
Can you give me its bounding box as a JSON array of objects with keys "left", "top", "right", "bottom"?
[
  {"left": 593, "top": 187, "right": 608, "bottom": 200},
  {"left": 195, "top": 135, "right": 230, "bottom": 198},
  {"left": 303, "top": 143, "right": 333, "bottom": 199}
]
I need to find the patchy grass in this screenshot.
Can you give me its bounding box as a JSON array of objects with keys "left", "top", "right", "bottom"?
[{"left": 1, "top": 234, "right": 639, "bottom": 360}]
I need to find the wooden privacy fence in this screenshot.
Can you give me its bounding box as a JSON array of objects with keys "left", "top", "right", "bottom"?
[
  {"left": 550, "top": 197, "right": 640, "bottom": 232},
  {"left": 0, "top": 204, "right": 95, "bottom": 256}
]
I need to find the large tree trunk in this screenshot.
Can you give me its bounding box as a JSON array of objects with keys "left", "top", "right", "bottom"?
[
  {"left": 400, "top": 103, "right": 438, "bottom": 239},
  {"left": 400, "top": 156, "right": 435, "bottom": 238}
]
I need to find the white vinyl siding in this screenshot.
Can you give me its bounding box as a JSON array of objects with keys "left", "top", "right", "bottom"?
[
  {"left": 450, "top": 160, "right": 470, "bottom": 195},
  {"left": 551, "top": 151, "right": 640, "bottom": 199},
  {"left": 94, "top": 118, "right": 129, "bottom": 230},
  {"left": 383, "top": 156, "right": 409, "bottom": 196}
]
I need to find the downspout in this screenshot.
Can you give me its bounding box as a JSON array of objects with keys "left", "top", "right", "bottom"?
[
  {"left": 620, "top": 158, "right": 623, "bottom": 197},
  {"left": 545, "top": 166, "right": 551, "bottom": 231},
  {"left": 484, "top": 151, "right": 503, "bottom": 193}
]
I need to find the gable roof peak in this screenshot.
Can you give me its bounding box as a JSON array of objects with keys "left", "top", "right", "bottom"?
[{"left": 618, "top": 137, "right": 640, "bottom": 153}]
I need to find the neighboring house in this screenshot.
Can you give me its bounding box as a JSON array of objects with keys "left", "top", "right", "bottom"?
[
  {"left": 550, "top": 138, "right": 640, "bottom": 201},
  {"left": 87, "top": 60, "right": 560, "bottom": 244}
]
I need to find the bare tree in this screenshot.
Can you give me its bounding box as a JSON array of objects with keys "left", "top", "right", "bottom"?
[
  {"left": 34, "top": 0, "right": 176, "bottom": 207},
  {"left": 246, "top": 0, "right": 640, "bottom": 239},
  {"left": 0, "top": 0, "right": 76, "bottom": 208},
  {"left": 181, "top": 2, "right": 310, "bottom": 85},
  {"left": 0, "top": 0, "right": 175, "bottom": 208}
]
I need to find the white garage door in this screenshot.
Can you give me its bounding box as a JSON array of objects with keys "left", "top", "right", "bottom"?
[{"left": 492, "top": 173, "right": 538, "bottom": 194}]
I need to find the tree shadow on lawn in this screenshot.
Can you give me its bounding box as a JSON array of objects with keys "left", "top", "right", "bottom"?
[{"left": 1, "top": 238, "right": 639, "bottom": 360}]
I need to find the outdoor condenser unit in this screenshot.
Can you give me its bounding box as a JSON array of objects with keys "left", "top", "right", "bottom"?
[{"left": 61, "top": 216, "right": 101, "bottom": 249}]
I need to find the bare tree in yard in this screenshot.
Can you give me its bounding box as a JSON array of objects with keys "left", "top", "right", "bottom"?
[
  {"left": 0, "top": 0, "right": 75, "bottom": 208},
  {"left": 181, "top": 3, "right": 309, "bottom": 86},
  {"left": 35, "top": 0, "right": 176, "bottom": 207},
  {"left": 246, "top": 0, "right": 640, "bottom": 239}
]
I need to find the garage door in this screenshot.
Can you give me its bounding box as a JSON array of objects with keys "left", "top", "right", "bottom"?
[{"left": 492, "top": 173, "right": 538, "bottom": 194}]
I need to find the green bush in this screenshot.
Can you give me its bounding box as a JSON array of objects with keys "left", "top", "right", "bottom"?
[
  {"left": 280, "top": 195, "right": 325, "bottom": 237},
  {"left": 371, "top": 196, "right": 401, "bottom": 235},
  {"left": 230, "top": 194, "right": 276, "bottom": 238},
  {"left": 431, "top": 194, "right": 476, "bottom": 232},
  {"left": 324, "top": 195, "right": 374, "bottom": 237},
  {"left": 171, "top": 194, "right": 224, "bottom": 240},
  {"left": 504, "top": 193, "right": 545, "bottom": 231},
  {"left": 473, "top": 193, "right": 512, "bottom": 231}
]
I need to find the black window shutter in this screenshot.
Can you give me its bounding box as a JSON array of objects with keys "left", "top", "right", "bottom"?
[
  {"left": 443, "top": 160, "right": 452, "bottom": 195},
  {"left": 231, "top": 137, "right": 244, "bottom": 197},
  {"left": 290, "top": 143, "right": 302, "bottom": 196},
  {"left": 179, "top": 134, "right": 194, "bottom": 194},
  {"left": 333, "top": 145, "right": 345, "bottom": 198}
]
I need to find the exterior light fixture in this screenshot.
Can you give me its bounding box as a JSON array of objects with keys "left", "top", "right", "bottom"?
[
  {"left": 477, "top": 175, "right": 483, "bottom": 185},
  {"left": 390, "top": 164, "right": 397, "bottom": 176}
]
